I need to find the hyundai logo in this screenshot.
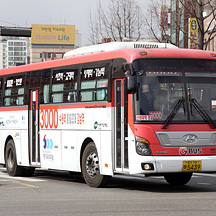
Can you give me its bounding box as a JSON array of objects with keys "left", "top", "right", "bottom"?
[{"left": 182, "top": 134, "right": 198, "bottom": 143}]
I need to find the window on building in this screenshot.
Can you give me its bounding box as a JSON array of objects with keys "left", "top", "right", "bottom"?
[
  {"left": 14, "top": 57, "right": 23, "bottom": 61},
  {"left": 14, "top": 47, "right": 24, "bottom": 51},
  {"left": 14, "top": 42, "right": 22, "bottom": 46},
  {"left": 8, "top": 62, "right": 14, "bottom": 66}
]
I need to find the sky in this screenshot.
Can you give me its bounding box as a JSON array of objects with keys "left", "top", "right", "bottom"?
[{"left": 0, "top": 0, "right": 150, "bottom": 46}]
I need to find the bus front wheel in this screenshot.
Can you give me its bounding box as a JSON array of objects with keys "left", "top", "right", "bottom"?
[
  {"left": 164, "top": 172, "right": 192, "bottom": 185},
  {"left": 5, "top": 139, "right": 24, "bottom": 176},
  {"left": 81, "top": 142, "right": 111, "bottom": 187}
]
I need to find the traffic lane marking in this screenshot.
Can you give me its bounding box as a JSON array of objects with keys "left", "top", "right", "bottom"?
[{"left": 0, "top": 181, "right": 37, "bottom": 189}]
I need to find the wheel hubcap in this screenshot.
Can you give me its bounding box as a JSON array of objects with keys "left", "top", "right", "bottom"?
[{"left": 86, "top": 152, "right": 99, "bottom": 178}]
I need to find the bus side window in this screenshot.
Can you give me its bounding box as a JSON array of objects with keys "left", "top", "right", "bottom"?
[
  {"left": 17, "top": 87, "right": 24, "bottom": 105},
  {"left": 80, "top": 63, "right": 109, "bottom": 102},
  {"left": 80, "top": 91, "right": 95, "bottom": 101},
  {"left": 40, "top": 70, "right": 51, "bottom": 104},
  {"left": 51, "top": 69, "right": 78, "bottom": 103},
  {"left": 0, "top": 78, "right": 2, "bottom": 106},
  {"left": 96, "top": 89, "right": 107, "bottom": 101},
  {"left": 96, "top": 79, "right": 108, "bottom": 101},
  {"left": 52, "top": 84, "right": 64, "bottom": 103},
  {"left": 4, "top": 98, "right": 10, "bottom": 106},
  {"left": 4, "top": 75, "right": 26, "bottom": 106},
  {"left": 67, "top": 92, "right": 76, "bottom": 102},
  {"left": 80, "top": 80, "right": 96, "bottom": 101}
]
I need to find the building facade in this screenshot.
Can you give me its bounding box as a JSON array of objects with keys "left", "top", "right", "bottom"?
[
  {"left": 0, "top": 37, "right": 28, "bottom": 69},
  {"left": 170, "top": 0, "right": 195, "bottom": 48},
  {"left": 170, "top": 0, "right": 216, "bottom": 50},
  {"left": 203, "top": 0, "right": 216, "bottom": 51}
]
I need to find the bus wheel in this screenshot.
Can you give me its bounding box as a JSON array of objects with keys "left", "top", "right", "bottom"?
[
  {"left": 164, "top": 173, "right": 192, "bottom": 185},
  {"left": 5, "top": 139, "right": 24, "bottom": 176},
  {"left": 82, "top": 142, "right": 111, "bottom": 187}
]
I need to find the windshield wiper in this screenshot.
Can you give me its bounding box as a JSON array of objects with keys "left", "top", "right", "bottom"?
[
  {"left": 162, "top": 97, "right": 185, "bottom": 129},
  {"left": 190, "top": 98, "right": 216, "bottom": 129}
]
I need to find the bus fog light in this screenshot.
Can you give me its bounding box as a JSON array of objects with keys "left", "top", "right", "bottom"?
[
  {"left": 144, "top": 164, "right": 151, "bottom": 170},
  {"left": 141, "top": 163, "right": 154, "bottom": 170}
]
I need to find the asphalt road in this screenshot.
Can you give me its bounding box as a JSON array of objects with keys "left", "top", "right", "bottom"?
[{"left": 0, "top": 168, "right": 216, "bottom": 216}]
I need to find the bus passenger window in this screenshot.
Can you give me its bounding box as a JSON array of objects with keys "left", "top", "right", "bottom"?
[
  {"left": 43, "top": 84, "right": 50, "bottom": 104},
  {"left": 51, "top": 84, "right": 63, "bottom": 103},
  {"left": 52, "top": 84, "right": 64, "bottom": 92},
  {"left": 17, "top": 96, "right": 24, "bottom": 105},
  {"left": 67, "top": 92, "right": 76, "bottom": 102},
  {"left": 0, "top": 78, "right": 2, "bottom": 106},
  {"left": 80, "top": 64, "right": 109, "bottom": 102},
  {"left": 52, "top": 93, "right": 63, "bottom": 103},
  {"left": 51, "top": 69, "right": 78, "bottom": 103},
  {"left": 4, "top": 75, "right": 26, "bottom": 106},
  {"left": 80, "top": 91, "right": 94, "bottom": 101},
  {"left": 5, "top": 89, "right": 11, "bottom": 96},
  {"left": 4, "top": 98, "right": 10, "bottom": 106},
  {"left": 40, "top": 70, "right": 51, "bottom": 104},
  {"left": 96, "top": 89, "right": 107, "bottom": 101}
]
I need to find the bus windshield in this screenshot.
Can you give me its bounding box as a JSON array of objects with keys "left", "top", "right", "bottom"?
[{"left": 133, "top": 59, "right": 216, "bottom": 125}]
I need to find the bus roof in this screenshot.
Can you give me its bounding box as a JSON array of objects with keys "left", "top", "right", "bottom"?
[
  {"left": 63, "top": 42, "right": 178, "bottom": 58},
  {"left": 0, "top": 48, "right": 215, "bottom": 76}
]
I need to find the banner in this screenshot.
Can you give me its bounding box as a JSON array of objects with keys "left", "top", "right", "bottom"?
[
  {"left": 31, "top": 24, "right": 75, "bottom": 45},
  {"left": 188, "top": 18, "right": 198, "bottom": 49}
]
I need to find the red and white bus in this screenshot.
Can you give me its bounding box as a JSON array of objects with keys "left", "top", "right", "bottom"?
[{"left": 1, "top": 42, "right": 216, "bottom": 187}]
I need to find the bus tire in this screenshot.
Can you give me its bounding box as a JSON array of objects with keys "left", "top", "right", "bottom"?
[
  {"left": 164, "top": 172, "right": 192, "bottom": 185},
  {"left": 81, "top": 142, "right": 111, "bottom": 187},
  {"left": 5, "top": 139, "right": 24, "bottom": 176}
]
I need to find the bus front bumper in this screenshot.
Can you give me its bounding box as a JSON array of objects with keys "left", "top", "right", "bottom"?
[
  {"left": 153, "top": 155, "right": 216, "bottom": 173},
  {"left": 129, "top": 155, "right": 216, "bottom": 175}
]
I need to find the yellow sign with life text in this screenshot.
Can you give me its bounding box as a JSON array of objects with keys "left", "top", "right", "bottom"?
[
  {"left": 31, "top": 24, "right": 75, "bottom": 45},
  {"left": 188, "top": 18, "right": 198, "bottom": 49}
]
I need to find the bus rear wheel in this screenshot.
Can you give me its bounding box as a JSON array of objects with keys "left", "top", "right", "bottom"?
[
  {"left": 164, "top": 172, "right": 192, "bottom": 185},
  {"left": 81, "top": 142, "right": 111, "bottom": 187},
  {"left": 5, "top": 139, "right": 24, "bottom": 176}
]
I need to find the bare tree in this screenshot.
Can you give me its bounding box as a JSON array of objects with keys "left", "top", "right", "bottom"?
[
  {"left": 145, "top": 0, "right": 216, "bottom": 50},
  {"left": 144, "top": 0, "right": 170, "bottom": 43},
  {"left": 89, "top": 0, "right": 144, "bottom": 44}
]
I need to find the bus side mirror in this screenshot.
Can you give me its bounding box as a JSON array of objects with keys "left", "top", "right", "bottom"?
[
  {"left": 126, "top": 75, "right": 137, "bottom": 94},
  {"left": 123, "top": 63, "right": 137, "bottom": 94}
]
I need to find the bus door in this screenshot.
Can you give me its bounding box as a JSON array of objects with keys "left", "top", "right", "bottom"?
[
  {"left": 29, "top": 89, "right": 40, "bottom": 166},
  {"left": 114, "top": 79, "right": 128, "bottom": 172}
]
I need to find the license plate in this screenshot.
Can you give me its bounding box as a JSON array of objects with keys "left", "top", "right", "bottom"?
[{"left": 182, "top": 160, "right": 201, "bottom": 171}]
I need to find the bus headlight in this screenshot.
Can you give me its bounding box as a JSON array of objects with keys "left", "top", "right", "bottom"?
[{"left": 135, "top": 137, "right": 152, "bottom": 156}]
